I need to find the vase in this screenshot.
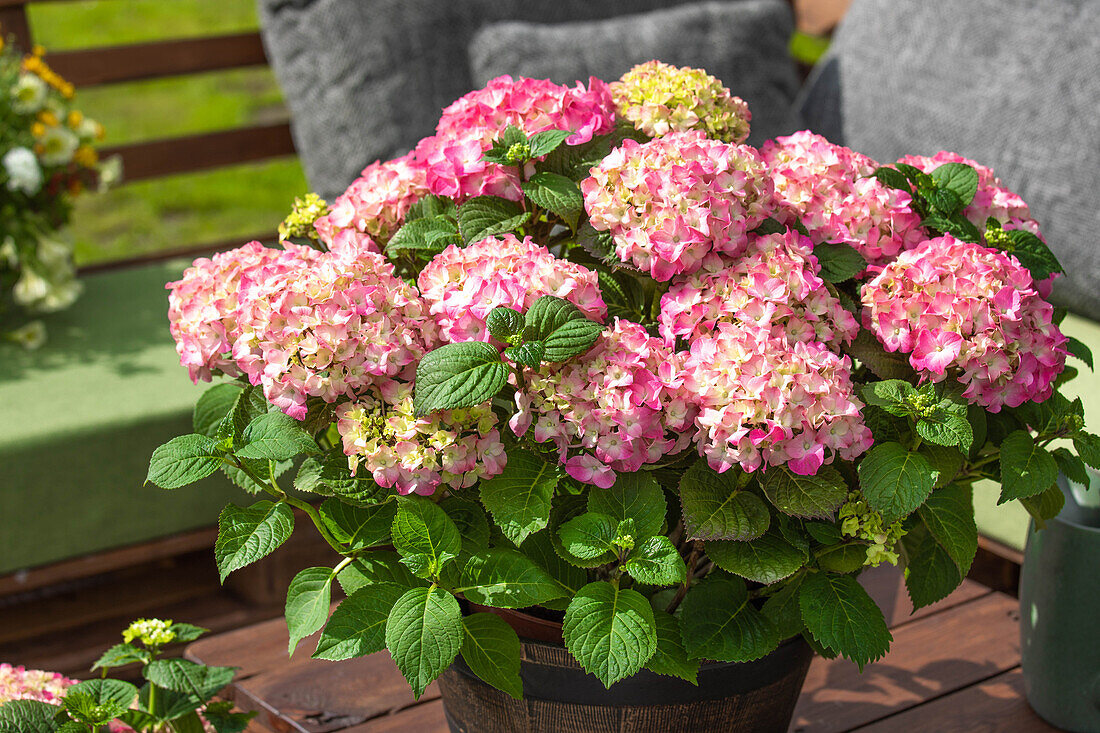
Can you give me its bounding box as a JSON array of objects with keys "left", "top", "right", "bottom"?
[
  {"left": 438, "top": 606, "right": 813, "bottom": 733},
  {"left": 1020, "top": 471, "right": 1100, "bottom": 732}
]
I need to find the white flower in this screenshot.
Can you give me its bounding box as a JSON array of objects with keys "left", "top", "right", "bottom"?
[
  {"left": 6, "top": 320, "right": 46, "bottom": 350},
  {"left": 11, "top": 264, "right": 81, "bottom": 312},
  {"left": 13, "top": 266, "right": 49, "bottom": 306},
  {"left": 38, "top": 126, "right": 78, "bottom": 166},
  {"left": 76, "top": 117, "right": 103, "bottom": 141},
  {"left": 3, "top": 147, "right": 43, "bottom": 194},
  {"left": 11, "top": 73, "right": 47, "bottom": 114},
  {"left": 97, "top": 154, "right": 122, "bottom": 192},
  {"left": 0, "top": 237, "right": 18, "bottom": 267}
]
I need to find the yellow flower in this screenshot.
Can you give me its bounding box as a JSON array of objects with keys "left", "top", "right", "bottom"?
[
  {"left": 31, "top": 122, "right": 45, "bottom": 138},
  {"left": 32, "top": 44, "right": 45, "bottom": 58},
  {"left": 61, "top": 82, "right": 74, "bottom": 99},
  {"left": 67, "top": 110, "right": 83, "bottom": 127},
  {"left": 73, "top": 145, "right": 97, "bottom": 168},
  {"left": 37, "top": 110, "right": 58, "bottom": 127}
]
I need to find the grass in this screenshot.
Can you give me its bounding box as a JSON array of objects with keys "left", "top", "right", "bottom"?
[{"left": 27, "top": 0, "right": 310, "bottom": 265}]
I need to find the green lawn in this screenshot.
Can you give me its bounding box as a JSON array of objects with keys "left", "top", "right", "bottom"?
[{"left": 27, "top": 0, "right": 309, "bottom": 265}]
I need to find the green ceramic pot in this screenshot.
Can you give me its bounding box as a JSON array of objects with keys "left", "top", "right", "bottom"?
[{"left": 1020, "top": 471, "right": 1100, "bottom": 732}]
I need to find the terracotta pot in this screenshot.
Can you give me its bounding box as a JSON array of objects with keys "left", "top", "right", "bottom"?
[{"left": 439, "top": 605, "right": 813, "bottom": 733}]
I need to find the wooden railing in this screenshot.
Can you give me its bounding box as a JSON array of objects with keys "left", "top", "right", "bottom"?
[{"left": 0, "top": 0, "right": 291, "bottom": 270}]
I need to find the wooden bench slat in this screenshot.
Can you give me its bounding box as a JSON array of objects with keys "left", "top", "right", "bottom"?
[
  {"left": 99, "top": 122, "right": 295, "bottom": 182},
  {"left": 791, "top": 593, "right": 1021, "bottom": 733},
  {"left": 851, "top": 668, "right": 1054, "bottom": 733},
  {"left": 49, "top": 32, "right": 268, "bottom": 88},
  {"left": 340, "top": 700, "right": 446, "bottom": 733}
]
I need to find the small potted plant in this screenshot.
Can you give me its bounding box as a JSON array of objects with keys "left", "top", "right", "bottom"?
[
  {"left": 148, "top": 62, "right": 1094, "bottom": 732},
  {"left": 0, "top": 37, "right": 119, "bottom": 349},
  {"left": 0, "top": 618, "right": 255, "bottom": 732}
]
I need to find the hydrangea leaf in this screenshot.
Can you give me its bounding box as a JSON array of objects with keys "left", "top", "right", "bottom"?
[
  {"left": 861, "top": 379, "right": 918, "bottom": 417},
  {"left": 522, "top": 171, "right": 583, "bottom": 228},
  {"left": 680, "top": 459, "right": 770, "bottom": 540},
  {"left": 63, "top": 679, "right": 138, "bottom": 725},
  {"left": 485, "top": 306, "right": 525, "bottom": 343},
  {"left": 319, "top": 499, "right": 396, "bottom": 552},
  {"left": 998, "top": 430, "right": 1058, "bottom": 503},
  {"left": 622, "top": 536, "right": 686, "bottom": 587},
  {"left": 439, "top": 495, "right": 491, "bottom": 551},
  {"left": 385, "top": 586, "right": 463, "bottom": 699},
  {"left": 458, "top": 548, "right": 567, "bottom": 608},
  {"left": 0, "top": 699, "right": 65, "bottom": 733},
  {"left": 391, "top": 495, "right": 462, "bottom": 573},
  {"left": 761, "top": 574, "right": 806, "bottom": 640},
  {"left": 456, "top": 195, "right": 531, "bottom": 243},
  {"left": 916, "top": 405, "right": 974, "bottom": 454},
  {"left": 1073, "top": 431, "right": 1100, "bottom": 469},
  {"left": 313, "top": 583, "right": 404, "bottom": 661},
  {"left": 92, "top": 642, "right": 151, "bottom": 672},
  {"left": 930, "top": 162, "right": 978, "bottom": 207},
  {"left": 285, "top": 567, "right": 334, "bottom": 656},
  {"left": 645, "top": 611, "right": 698, "bottom": 684},
  {"left": 1019, "top": 482, "right": 1066, "bottom": 529},
  {"left": 761, "top": 465, "right": 848, "bottom": 520},
  {"left": 799, "top": 572, "right": 892, "bottom": 670},
  {"left": 214, "top": 501, "right": 295, "bottom": 582},
  {"left": 193, "top": 382, "right": 244, "bottom": 437},
  {"left": 588, "top": 470, "right": 666, "bottom": 540},
  {"left": 413, "top": 341, "right": 509, "bottom": 416},
  {"left": 236, "top": 411, "right": 319, "bottom": 461},
  {"left": 917, "top": 482, "right": 977, "bottom": 575},
  {"left": 813, "top": 242, "right": 866, "bottom": 283},
  {"left": 337, "top": 552, "right": 427, "bottom": 594},
  {"left": 479, "top": 448, "right": 561, "bottom": 546},
  {"left": 706, "top": 531, "right": 807, "bottom": 585},
  {"left": 527, "top": 129, "right": 572, "bottom": 158},
  {"left": 460, "top": 613, "right": 524, "bottom": 700},
  {"left": 143, "top": 659, "right": 234, "bottom": 702},
  {"left": 563, "top": 581, "right": 657, "bottom": 688},
  {"left": 147, "top": 434, "right": 222, "bottom": 489},
  {"left": 857, "top": 442, "right": 937, "bottom": 522},
  {"left": 1052, "top": 447, "right": 1090, "bottom": 487},
  {"left": 557, "top": 512, "right": 618, "bottom": 561},
  {"left": 679, "top": 574, "right": 779, "bottom": 663},
  {"left": 522, "top": 295, "right": 603, "bottom": 361},
  {"left": 900, "top": 524, "right": 963, "bottom": 610}
]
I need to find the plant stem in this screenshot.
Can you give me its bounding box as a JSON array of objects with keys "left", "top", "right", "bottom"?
[{"left": 666, "top": 540, "right": 702, "bottom": 614}]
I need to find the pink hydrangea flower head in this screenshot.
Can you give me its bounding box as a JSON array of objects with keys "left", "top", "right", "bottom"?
[
  {"left": 761, "top": 131, "right": 924, "bottom": 266},
  {"left": 414, "top": 75, "right": 616, "bottom": 202},
  {"left": 314, "top": 152, "right": 429, "bottom": 246},
  {"left": 417, "top": 234, "right": 606, "bottom": 343},
  {"left": 336, "top": 381, "right": 505, "bottom": 496},
  {"left": 232, "top": 239, "right": 439, "bottom": 419},
  {"left": 0, "top": 664, "right": 74, "bottom": 706},
  {"left": 582, "top": 131, "right": 777, "bottom": 280},
  {"left": 861, "top": 235, "right": 1067, "bottom": 411},
  {"left": 611, "top": 60, "right": 751, "bottom": 143},
  {"left": 510, "top": 318, "right": 697, "bottom": 485},
  {"left": 167, "top": 242, "right": 319, "bottom": 383},
  {"left": 676, "top": 323, "right": 872, "bottom": 475},
  {"left": 659, "top": 229, "right": 858, "bottom": 349}
]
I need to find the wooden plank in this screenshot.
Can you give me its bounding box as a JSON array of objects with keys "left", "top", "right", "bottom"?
[
  {"left": 791, "top": 593, "right": 1022, "bottom": 733},
  {"left": 99, "top": 122, "right": 295, "bottom": 182},
  {"left": 342, "top": 700, "right": 446, "bottom": 733},
  {"left": 853, "top": 668, "right": 1054, "bottom": 733},
  {"left": 0, "top": 5, "right": 32, "bottom": 50},
  {"left": 231, "top": 650, "right": 440, "bottom": 733},
  {"left": 0, "top": 526, "right": 217, "bottom": 597},
  {"left": 859, "top": 563, "right": 990, "bottom": 628},
  {"left": 48, "top": 33, "right": 267, "bottom": 87},
  {"left": 969, "top": 535, "right": 1024, "bottom": 596}
]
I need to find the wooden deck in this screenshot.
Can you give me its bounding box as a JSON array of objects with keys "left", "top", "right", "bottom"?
[{"left": 185, "top": 565, "right": 1054, "bottom": 732}]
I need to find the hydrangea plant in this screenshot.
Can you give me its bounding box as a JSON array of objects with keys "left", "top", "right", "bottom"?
[
  {"left": 148, "top": 62, "right": 1095, "bottom": 698},
  {"left": 0, "top": 619, "right": 254, "bottom": 732}
]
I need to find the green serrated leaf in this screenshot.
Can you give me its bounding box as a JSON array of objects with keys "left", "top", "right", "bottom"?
[
  {"left": 391, "top": 495, "right": 462, "bottom": 573},
  {"left": 918, "top": 482, "right": 977, "bottom": 575},
  {"left": 799, "top": 572, "right": 891, "bottom": 670},
  {"left": 858, "top": 442, "right": 937, "bottom": 522},
  {"left": 385, "top": 586, "right": 463, "bottom": 699},
  {"left": 460, "top": 613, "right": 524, "bottom": 699},
  {"left": 457, "top": 195, "right": 531, "bottom": 243},
  {"left": 645, "top": 611, "right": 698, "bottom": 684},
  {"left": 479, "top": 448, "right": 560, "bottom": 546},
  {"left": 286, "top": 567, "right": 334, "bottom": 655},
  {"left": 522, "top": 172, "right": 583, "bottom": 228},
  {"left": 143, "top": 659, "right": 233, "bottom": 702},
  {"left": 588, "top": 471, "right": 666, "bottom": 539},
  {"left": 872, "top": 167, "right": 911, "bottom": 192},
  {"left": 313, "top": 583, "right": 404, "bottom": 661},
  {"left": 917, "top": 405, "right": 974, "bottom": 453},
  {"left": 414, "top": 341, "right": 509, "bottom": 416},
  {"left": 504, "top": 340, "right": 546, "bottom": 368},
  {"left": 813, "top": 242, "right": 866, "bottom": 283},
  {"left": 930, "top": 162, "right": 978, "bottom": 207},
  {"left": 1052, "top": 447, "right": 1090, "bottom": 487},
  {"left": 563, "top": 581, "right": 656, "bottom": 687},
  {"left": 319, "top": 499, "right": 395, "bottom": 551},
  {"left": 0, "top": 699, "right": 63, "bottom": 733},
  {"left": 193, "top": 383, "right": 244, "bottom": 437},
  {"left": 486, "top": 306, "right": 524, "bottom": 343},
  {"left": 522, "top": 530, "right": 587, "bottom": 601},
  {"left": 522, "top": 295, "right": 603, "bottom": 361},
  {"left": 761, "top": 465, "right": 848, "bottom": 520},
  {"left": 557, "top": 512, "right": 617, "bottom": 561},
  {"left": 214, "top": 500, "right": 295, "bottom": 582},
  {"left": 927, "top": 186, "right": 962, "bottom": 216},
  {"left": 1073, "top": 432, "right": 1100, "bottom": 469},
  {"left": 63, "top": 679, "right": 137, "bottom": 724},
  {"left": 706, "top": 531, "right": 807, "bottom": 585},
  {"left": 680, "top": 459, "right": 770, "bottom": 541},
  {"left": 900, "top": 524, "right": 963, "bottom": 610},
  {"left": 575, "top": 221, "right": 618, "bottom": 263},
  {"left": 1019, "top": 483, "right": 1066, "bottom": 528},
  {"left": 527, "top": 129, "right": 571, "bottom": 158},
  {"left": 680, "top": 574, "right": 779, "bottom": 663},
  {"left": 386, "top": 215, "right": 459, "bottom": 254},
  {"left": 1002, "top": 228, "right": 1064, "bottom": 281},
  {"left": 337, "top": 552, "right": 427, "bottom": 594},
  {"left": 147, "top": 434, "right": 222, "bottom": 489},
  {"left": 1066, "top": 336, "right": 1094, "bottom": 370},
  {"left": 236, "top": 411, "right": 318, "bottom": 460},
  {"left": 861, "top": 380, "right": 918, "bottom": 417},
  {"left": 459, "top": 549, "right": 567, "bottom": 608},
  {"left": 623, "top": 536, "right": 687, "bottom": 586},
  {"left": 440, "top": 496, "right": 491, "bottom": 551},
  {"left": 405, "top": 194, "right": 455, "bottom": 222},
  {"left": 998, "top": 430, "right": 1059, "bottom": 503},
  {"left": 761, "top": 574, "right": 806, "bottom": 640},
  {"left": 91, "top": 642, "right": 151, "bottom": 671},
  {"left": 848, "top": 330, "right": 917, "bottom": 380}
]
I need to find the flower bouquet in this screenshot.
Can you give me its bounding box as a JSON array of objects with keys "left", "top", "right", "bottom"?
[
  {"left": 149, "top": 61, "right": 1095, "bottom": 728},
  {"left": 0, "top": 38, "right": 118, "bottom": 348},
  {"left": 0, "top": 619, "right": 254, "bottom": 732}
]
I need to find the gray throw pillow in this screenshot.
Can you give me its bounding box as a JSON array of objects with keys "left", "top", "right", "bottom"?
[
  {"left": 797, "top": 0, "right": 1100, "bottom": 320},
  {"left": 467, "top": 0, "right": 800, "bottom": 147}
]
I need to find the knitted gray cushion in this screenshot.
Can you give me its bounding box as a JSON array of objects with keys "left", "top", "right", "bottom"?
[
  {"left": 797, "top": 0, "right": 1100, "bottom": 319},
  {"left": 467, "top": 0, "right": 800, "bottom": 147},
  {"left": 257, "top": 0, "right": 708, "bottom": 200}
]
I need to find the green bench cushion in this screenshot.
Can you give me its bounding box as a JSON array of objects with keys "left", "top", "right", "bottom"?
[{"left": 0, "top": 260, "right": 241, "bottom": 574}]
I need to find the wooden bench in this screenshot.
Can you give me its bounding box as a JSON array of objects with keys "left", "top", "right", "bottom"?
[{"left": 185, "top": 564, "right": 1052, "bottom": 732}]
